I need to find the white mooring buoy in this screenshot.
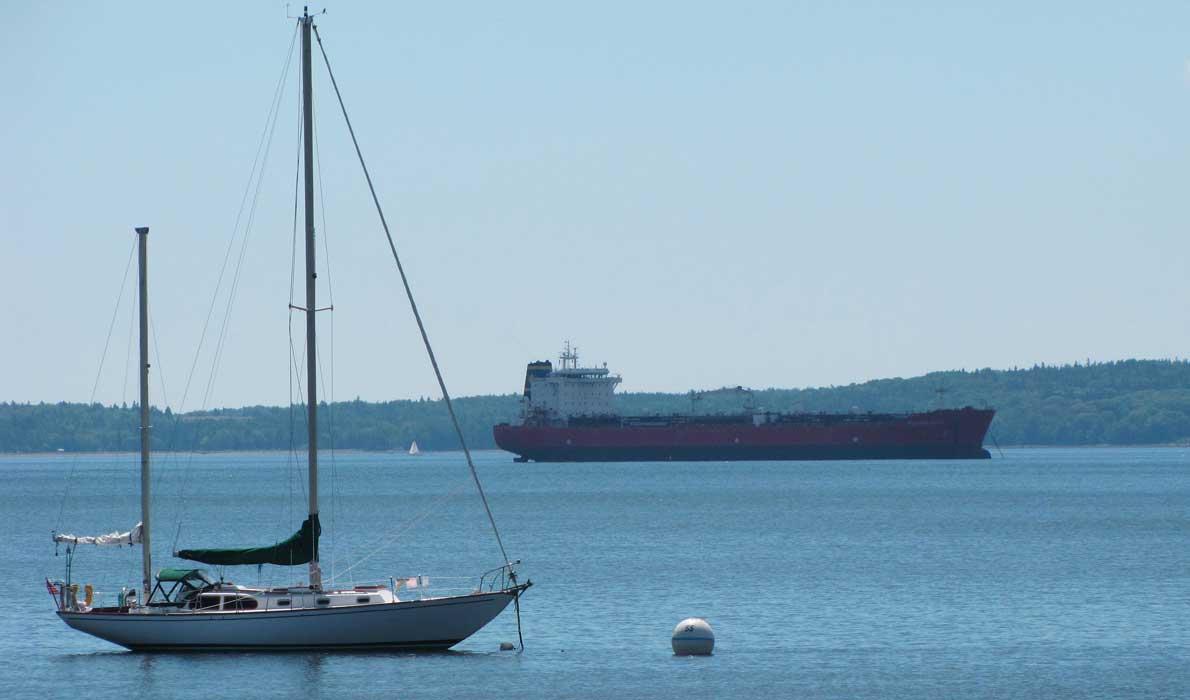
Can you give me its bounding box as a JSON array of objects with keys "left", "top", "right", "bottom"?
[{"left": 671, "top": 617, "right": 714, "bottom": 656}]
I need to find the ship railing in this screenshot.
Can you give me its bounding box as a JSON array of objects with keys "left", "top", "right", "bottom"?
[
  {"left": 379, "top": 575, "right": 463, "bottom": 600},
  {"left": 330, "top": 568, "right": 523, "bottom": 600},
  {"left": 478, "top": 560, "right": 522, "bottom": 593},
  {"left": 46, "top": 581, "right": 127, "bottom": 612}
]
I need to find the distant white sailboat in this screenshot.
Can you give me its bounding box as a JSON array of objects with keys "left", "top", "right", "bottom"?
[
  {"left": 409, "top": 441, "right": 421, "bottom": 455},
  {"left": 49, "top": 9, "right": 529, "bottom": 651}
]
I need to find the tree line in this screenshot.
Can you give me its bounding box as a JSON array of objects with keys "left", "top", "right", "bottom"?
[{"left": 3, "top": 359, "right": 1189, "bottom": 452}]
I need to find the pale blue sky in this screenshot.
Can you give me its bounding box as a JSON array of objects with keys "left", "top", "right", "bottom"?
[{"left": 4, "top": 1, "right": 1189, "bottom": 408}]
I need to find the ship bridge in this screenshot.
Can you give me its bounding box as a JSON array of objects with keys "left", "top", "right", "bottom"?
[{"left": 522, "top": 343, "right": 621, "bottom": 423}]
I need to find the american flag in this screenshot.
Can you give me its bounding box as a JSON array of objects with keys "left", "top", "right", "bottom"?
[{"left": 45, "top": 579, "right": 58, "bottom": 595}]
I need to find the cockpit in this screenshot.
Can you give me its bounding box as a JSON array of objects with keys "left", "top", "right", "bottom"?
[{"left": 149, "top": 568, "right": 217, "bottom": 606}]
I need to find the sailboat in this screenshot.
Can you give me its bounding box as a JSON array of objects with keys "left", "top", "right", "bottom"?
[
  {"left": 49, "top": 10, "right": 529, "bottom": 651},
  {"left": 409, "top": 441, "right": 421, "bottom": 456}
]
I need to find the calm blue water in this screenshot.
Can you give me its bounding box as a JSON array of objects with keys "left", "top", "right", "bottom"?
[{"left": 3, "top": 447, "right": 1189, "bottom": 698}]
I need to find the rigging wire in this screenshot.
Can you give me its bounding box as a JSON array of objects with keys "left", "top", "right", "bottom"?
[
  {"left": 169, "top": 24, "right": 300, "bottom": 553},
  {"left": 311, "top": 98, "right": 346, "bottom": 583},
  {"left": 119, "top": 287, "right": 144, "bottom": 592},
  {"left": 199, "top": 74, "right": 289, "bottom": 412},
  {"left": 55, "top": 237, "right": 138, "bottom": 533},
  {"left": 119, "top": 276, "right": 137, "bottom": 455},
  {"left": 120, "top": 282, "right": 136, "bottom": 419},
  {"left": 150, "top": 311, "right": 177, "bottom": 497},
  {"left": 150, "top": 313, "right": 170, "bottom": 424},
  {"left": 287, "top": 71, "right": 305, "bottom": 541},
  {"left": 168, "top": 21, "right": 300, "bottom": 441},
  {"left": 313, "top": 24, "right": 511, "bottom": 566},
  {"left": 326, "top": 478, "right": 474, "bottom": 585},
  {"left": 314, "top": 147, "right": 335, "bottom": 579}
]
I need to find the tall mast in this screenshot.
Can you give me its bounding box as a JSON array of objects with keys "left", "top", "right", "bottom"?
[
  {"left": 135, "top": 226, "right": 152, "bottom": 600},
  {"left": 300, "top": 8, "right": 321, "bottom": 590}
]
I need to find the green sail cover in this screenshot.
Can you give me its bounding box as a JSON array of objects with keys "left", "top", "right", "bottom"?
[{"left": 176, "top": 515, "right": 320, "bottom": 567}]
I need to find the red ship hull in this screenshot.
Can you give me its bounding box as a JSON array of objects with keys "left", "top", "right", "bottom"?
[{"left": 494, "top": 407, "right": 995, "bottom": 462}]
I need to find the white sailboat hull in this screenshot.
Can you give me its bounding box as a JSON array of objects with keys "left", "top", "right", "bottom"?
[{"left": 59, "top": 591, "right": 516, "bottom": 651}]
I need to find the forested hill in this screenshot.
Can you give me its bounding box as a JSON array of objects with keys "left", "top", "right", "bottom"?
[{"left": 3, "top": 359, "right": 1189, "bottom": 452}]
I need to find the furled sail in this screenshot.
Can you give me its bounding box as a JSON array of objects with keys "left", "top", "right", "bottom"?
[
  {"left": 175, "top": 515, "right": 320, "bottom": 567},
  {"left": 54, "top": 522, "right": 143, "bottom": 546}
]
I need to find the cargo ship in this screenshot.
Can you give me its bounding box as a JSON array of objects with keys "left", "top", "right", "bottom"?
[{"left": 493, "top": 344, "right": 995, "bottom": 462}]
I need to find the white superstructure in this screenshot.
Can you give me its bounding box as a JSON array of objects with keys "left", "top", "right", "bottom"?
[{"left": 522, "top": 342, "right": 621, "bottom": 422}]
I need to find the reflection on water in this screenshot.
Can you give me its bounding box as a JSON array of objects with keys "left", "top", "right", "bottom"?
[
  {"left": 137, "top": 654, "right": 156, "bottom": 695},
  {"left": 302, "top": 653, "right": 323, "bottom": 687}
]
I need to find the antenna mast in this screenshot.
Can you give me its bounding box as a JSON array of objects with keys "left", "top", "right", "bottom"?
[{"left": 560, "top": 341, "right": 579, "bottom": 370}]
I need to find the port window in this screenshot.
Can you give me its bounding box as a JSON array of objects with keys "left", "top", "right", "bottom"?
[
  {"left": 356, "top": 596, "right": 371, "bottom": 604},
  {"left": 192, "top": 594, "right": 222, "bottom": 611},
  {"left": 316, "top": 598, "right": 331, "bottom": 606},
  {"left": 226, "top": 596, "right": 258, "bottom": 611},
  {"left": 276, "top": 599, "right": 290, "bottom": 606}
]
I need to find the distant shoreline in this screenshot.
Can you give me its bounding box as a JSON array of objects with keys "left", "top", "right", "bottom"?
[
  {"left": 7, "top": 360, "right": 1190, "bottom": 449},
  {"left": 4, "top": 444, "right": 1188, "bottom": 458},
  {"left": 0, "top": 448, "right": 495, "bottom": 458}
]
